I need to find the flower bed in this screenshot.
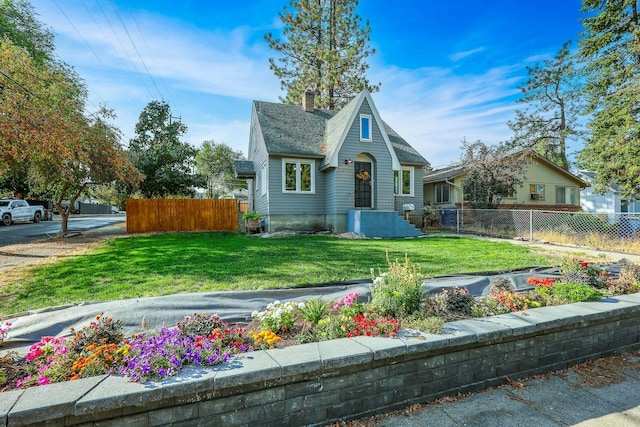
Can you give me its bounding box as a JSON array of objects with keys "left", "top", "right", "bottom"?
[{"left": 2, "top": 256, "right": 639, "bottom": 395}]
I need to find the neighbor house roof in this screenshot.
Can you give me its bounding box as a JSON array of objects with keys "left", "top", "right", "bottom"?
[
  {"left": 252, "top": 91, "right": 429, "bottom": 168},
  {"left": 423, "top": 164, "right": 466, "bottom": 184},
  {"left": 423, "top": 151, "right": 589, "bottom": 188}
]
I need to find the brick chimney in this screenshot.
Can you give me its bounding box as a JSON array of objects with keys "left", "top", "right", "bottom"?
[{"left": 302, "top": 89, "right": 315, "bottom": 112}]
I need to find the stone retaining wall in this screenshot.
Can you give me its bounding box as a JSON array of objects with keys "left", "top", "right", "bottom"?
[{"left": 3, "top": 294, "right": 640, "bottom": 426}]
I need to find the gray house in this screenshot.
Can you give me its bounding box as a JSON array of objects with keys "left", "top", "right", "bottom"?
[{"left": 235, "top": 90, "right": 429, "bottom": 237}]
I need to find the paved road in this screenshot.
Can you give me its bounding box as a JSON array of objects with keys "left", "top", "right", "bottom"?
[{"left": 0, "top": 214, "right": 126, "bottom": 247}]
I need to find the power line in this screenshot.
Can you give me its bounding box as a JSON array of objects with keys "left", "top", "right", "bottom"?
[
  {"left": 107, "top": 0, "right": 165, "bottom": 101},
  {"left": 128, "top": 8, "right": 177, "bottom": 108},
  {"left": 92, "top": 0, "right": 155, "bottom": 100}
]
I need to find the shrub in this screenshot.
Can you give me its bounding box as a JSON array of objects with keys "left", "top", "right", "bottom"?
[
  {"left": 445, "top": 287, "right": 475, "bottom": 315},
  {"left": 371, "top": 253, "right": 424, "bottom": 317}
]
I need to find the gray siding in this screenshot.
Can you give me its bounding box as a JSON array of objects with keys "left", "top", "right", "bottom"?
[
  {"left": 267, "top": 156, "right": 326, "bottom": 215},
  {"left": 333, "top": 99, "right": 395, "bottom": 212},
  {"left": 394, "top": 166, "right": 425, "bottom": 216},
  {"left": 248, "top": 110, "right": 270, "bottom": 216}
]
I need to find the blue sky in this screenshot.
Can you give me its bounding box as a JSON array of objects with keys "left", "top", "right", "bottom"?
[{"left": 32, "top": 0, "right": 584, "bottom": 168}]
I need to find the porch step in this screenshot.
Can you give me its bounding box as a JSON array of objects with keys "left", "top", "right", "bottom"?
[{"left": 347, "top": 210, "right": 421, "bottom": 238}]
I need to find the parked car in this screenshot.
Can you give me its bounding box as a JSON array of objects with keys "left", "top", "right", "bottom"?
[
  {"left": 111, "top": 205, "right": 120, "bottom": 214},
  {"left": 0, "top": 199, "right": 46, "bottom": 225}
]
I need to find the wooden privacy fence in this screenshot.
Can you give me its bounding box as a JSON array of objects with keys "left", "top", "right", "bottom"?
[{"left": 126, "top": 199, "right": 239, "bottom": 234}]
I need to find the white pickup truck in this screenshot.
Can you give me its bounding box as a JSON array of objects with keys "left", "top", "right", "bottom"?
[{"left": 0, "top": 199, "right": 46, "bottom": 226}]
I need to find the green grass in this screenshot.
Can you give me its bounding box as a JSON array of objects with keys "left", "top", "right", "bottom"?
[{"left": 0, "top": 232, "right": 554, "bottom": 315}]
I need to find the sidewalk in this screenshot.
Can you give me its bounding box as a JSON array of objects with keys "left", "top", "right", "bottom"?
[{"left": 373, "top": 350, "right": 640, "bottom": 426}]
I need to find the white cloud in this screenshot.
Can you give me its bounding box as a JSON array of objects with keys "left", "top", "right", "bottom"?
[
  {"left": 371, "top": 63, "right": 524, "bottom": 168},
  {"left": 449, "top": 47, "right": 486, "bottom": 62}
]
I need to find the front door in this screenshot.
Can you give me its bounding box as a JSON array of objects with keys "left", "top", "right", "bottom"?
[{"left": 354, "top": 161, "right": 372, "bottom": 208}]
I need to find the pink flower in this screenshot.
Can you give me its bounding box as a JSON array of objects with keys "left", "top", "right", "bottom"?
[{"left": 37, "top": 376, "right": 51, "bottom": 386}]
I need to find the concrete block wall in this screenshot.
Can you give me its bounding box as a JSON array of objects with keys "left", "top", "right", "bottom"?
[{"left": 3, "top": 294, "right": 640, "bottom": 426}]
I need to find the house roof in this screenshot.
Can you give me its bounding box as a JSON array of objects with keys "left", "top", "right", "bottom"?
[
  {"left": 252, "top": 91, "right": 428, "bottom": 168},
  {"left": 423, "top": 151, "right": 589, "bottom": 188},
  {"left": 234, "top": 160, "right": 256, "bottom": 179},
  {"left": 423, "top": 164, "right": 466, "bottom": 184},
  {"left": 576, "top": 170, "right": 619, "bottom": 192}
]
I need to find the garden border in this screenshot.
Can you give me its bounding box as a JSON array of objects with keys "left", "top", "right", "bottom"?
[{"left": 3, "top": 293, "right": 640, "bottom": 426}]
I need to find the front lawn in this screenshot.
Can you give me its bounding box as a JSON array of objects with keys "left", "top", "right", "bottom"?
[{"left": 0, "top": 232, "right": 553, "bottom": 315}]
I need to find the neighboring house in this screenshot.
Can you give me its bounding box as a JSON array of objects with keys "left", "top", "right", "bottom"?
[
  {"left": 423, "top": 152, "right": 588, "bottom": 211},
  {"left": 234, "top": 90, "right": 429, "bottom": 237},
  {"left": 576, "top": 170, "right": 640, "bottom": 215}
]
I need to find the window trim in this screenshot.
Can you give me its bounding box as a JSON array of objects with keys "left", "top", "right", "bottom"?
[
  {"left": 555, "top": 185, "right": 575, "bottom": 205},
  {"left": 530, "top": 184, "right": 545, "bottom": 201},
  {"left": 360, "top": 114, "right": 372, "bottom": 142},
  {"left": 394, "top": 167, "right": 414, "bottom": 196},
  {"left": 260, "top": 162, "right": 267, "bottom": 196},
  {"left": 435, "top": 182, "right": 450, "bottom": 204},
  {"left": 281, "top": 158, "right": 315, "bottom": 194}
]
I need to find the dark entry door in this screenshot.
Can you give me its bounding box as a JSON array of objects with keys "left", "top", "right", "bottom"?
[{"left": 354, "top": 161, "right": 372, "bottom": 208}]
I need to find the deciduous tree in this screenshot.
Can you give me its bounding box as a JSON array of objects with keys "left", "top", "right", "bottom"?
[
  {"left": 0, "top": 39, "right": 140, "bottom": 234},
  {"left": 195, "top": 140, "right": 245, "bottom": 198},
  {"left": 507, "top": 41, "right": 582, "bottom": 170},
  {"left": 128, "top": 101, "right": 201, "bottom": 198},
  {"left": 577, "top": 0, "right": 640, "bottom": 197},
  {"left": 461, "top": 140, "right": 528, "bottom": 209},
  {"left": 0, "top": 0, "right": 55, "bottom": 65},
  {"left": 265, "top": 0, "right": 379, "bottom": 109}
]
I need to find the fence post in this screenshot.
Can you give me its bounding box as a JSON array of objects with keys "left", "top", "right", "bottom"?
[
  {"left": 529, "top": 210, "right": 533, "bottom": 241},
  {"left": 456, "top": 209, "right": 460, "bottom": 234}
]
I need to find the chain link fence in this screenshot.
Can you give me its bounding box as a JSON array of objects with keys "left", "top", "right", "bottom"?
[{"left": 426, "top": 208, "right": 640, "bottom": 253}]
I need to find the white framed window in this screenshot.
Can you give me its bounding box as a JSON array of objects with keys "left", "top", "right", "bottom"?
[
  {"left": 282, "top": 158, "right": 315, "bottom": 193},
  {"left": 260, "top": 163, "right": 267, "bottom": 196},
  {"left": 360, "top": 114, "right": 372, "bottom": 142},
  {"left": 393, "top": 167, "right": 414, "bottom": 196},
  {"left": 556, "top": 186, "right": 575, "bottom": 204},
  {"left": 435, "top": 183, "right": 450, "bottom": 204},
  {"left": 530, "top": 184, "right": 545, "bottom": 201}
]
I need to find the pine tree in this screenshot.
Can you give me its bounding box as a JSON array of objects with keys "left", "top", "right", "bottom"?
[
  {"left": 577, "top": 0, "right": 640, "bottom": 197},
  {"left": 507, "top": 41, "right": 582, "bottom": 170},
  {"left": 265, "top": 0, "right": 379, "bottom": 110}
]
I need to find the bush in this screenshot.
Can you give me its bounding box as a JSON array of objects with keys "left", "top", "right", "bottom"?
[
  {"left": 371, "top": 253, "right": 424, "bottom": 317},
  {"left": 445, "top": 287, "right": 475, "bottom": 315}
]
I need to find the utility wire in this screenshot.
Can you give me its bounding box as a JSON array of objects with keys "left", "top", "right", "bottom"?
[
  {"left": 93, "top": 0, "right": 155, "bottom": 100},
  {"left": 107, "top": 0, "right": 164, "bottom": 101},
  {"left": 128, "top": 8, "right": 177, "bottom": 108}
]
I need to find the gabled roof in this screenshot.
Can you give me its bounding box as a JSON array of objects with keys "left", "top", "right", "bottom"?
[
  {"left": 423, "top": 164, "right": 466, "bottom": 184},
  {"left": 423, "top": 151, "right": 589, "bottom": 188},
  {"left": 252, "top": 91, "right": 428, "bottom": 169},
  {"left": 576, "top": 170, "right": 618, "bottom": 192}
]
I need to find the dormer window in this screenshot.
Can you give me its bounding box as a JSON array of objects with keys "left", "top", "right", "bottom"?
[{"left": 360, "top": 114, "right": 372, "bottom": 142}]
